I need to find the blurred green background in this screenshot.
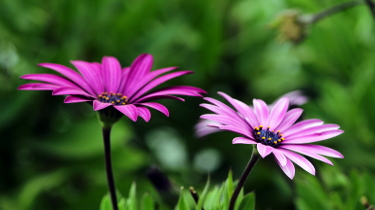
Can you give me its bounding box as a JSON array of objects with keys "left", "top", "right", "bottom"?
[{"left": 1, "top": 0, "right": 375, "bottom": 209}]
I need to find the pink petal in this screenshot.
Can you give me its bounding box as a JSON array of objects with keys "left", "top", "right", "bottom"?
[
  {"left": 93, "top": 100, "right": 112, "bottom": 111},
  {"left": 283, "top": 130, "right": 344, "bottom": 144},
  {"left": 274, "top": 108, "right": 303, "bottom": 132},
  {"left": 71, "top": 61, "right": 104, "bottom": 95},
  {"left": 253, "top": 99, "right": 269, "bottom": 126},
  {"left": 136, "top": 102, "right": 169, "bottom": 117},
  {"left": 283, "top": 119, "right": 324, "bottom": 137},
  {"left": 272, "top": 149, "right": 287, "bottom": 166},
  {"left": 134, "top": 86, "right": 204, "bottom": 102},
  {"left": 129, "top": 71, "right": 193, "bottom": 102},
  {"left": 218, "top": 125, "right": 254, "bottom": 139},
  {"left": 279, "top": 145, "right": 333, "bottom": 165},
  {"left": 200, "top": 114, "right": 250, "bottom": 131},
  {"left": 276, "top": 158, "right": 295, "bottom": 179},
  {"left": 114, "top": 104, "right": 138, "bottom": 122},
  {"left": 18, "top": 83, "right": 59, "bottom": 91},
  {"left": 286, "top": 124, "right": 340, "bottom": 139},
  {"left": 101, "top": 56, "right": 122, "bottom": 93},
  {"left": 268, "top": 97, "right": 289, "bottom": 129},
  {"left": 122, "top": 54, "right": 153, "bottom": 92},
  {"left": 136, "top": 106, "right": 151, "bottom": 122},
  {"left": 232, "top": 137, "right": 257, "bottom": 144},
  {"left": 202, "top": 97, "right": 245, "bottom": 121},
  {"left": 257, "top": 143, "right": 273, "bottom": 158},
  {"left": 278, "top": 149, "right": 315, "bottom": 175},
  {"left": 64, "top": 95, "right": 92, "bottom": 103},
  {"left": 38, "top": 63, "right": 95, "bottom": 95},
  {"left": 194, "top": 120, "right": 222, "bottom": 137},
  {"left": 217, "top": 92, "right": 259, "bottom": 128},
  {"left": 20, "top": 74, "right": 79, "bottom": 88},
  {"left": 52, "top": 87, "right": 93, "bottom": 98},
  {"left": 281, "top": 144, "right": 343, "bottom": 158},
  {"left": 136, "top": 95, "right": 185, "bottom": 103}
]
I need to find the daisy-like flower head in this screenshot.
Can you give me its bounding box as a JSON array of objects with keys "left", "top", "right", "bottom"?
[
  {"left": 18, "top": 54, "right": 206, "bottom": 123},
  {"left": 199, "top": 92, "right": 344, "bottom": 179}
]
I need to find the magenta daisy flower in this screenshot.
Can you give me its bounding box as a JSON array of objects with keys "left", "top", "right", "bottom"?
[
  {"left": 199, "top": 92, "right": 344, "bottom": 179},
  {"left": 18, "top": 54, "right": 206, "bottom": 122}
]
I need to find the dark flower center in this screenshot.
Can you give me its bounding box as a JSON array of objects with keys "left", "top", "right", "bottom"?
[
  {"left": 253, "top": 125, "right": 285, "bottom": 147},
  {"left": 98, "top": 92, "right": 128, "bottom": 105}
]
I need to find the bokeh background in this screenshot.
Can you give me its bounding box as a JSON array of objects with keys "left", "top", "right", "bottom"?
[{"left": 1, "top": 0, "right": 375, "bottom": 209}]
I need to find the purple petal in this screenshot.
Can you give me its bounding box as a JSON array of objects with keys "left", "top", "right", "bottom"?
[
  {"left": 253, "top": 99, "right": 269, "bottom": 126},
  {"left": 232, "top": 137, "right": 257, "bottom": 144},
  {"left": 283, "top": 130, "right": 344, "bottom": 144},
  {"left": 123, "top": 67, "right": 177, "bottom": 97},
  {"left": 134, "top": 86, "right": 204, "bottom": 102},
  {"left": 274, "top": 108, "right": 303, "bottom": 132},
  {"left": 18, "top": 83, "right": 59, "bottom": 91},
  {"left": 278, "top": 149, "right": 315, "bottom": 175},
  {"left": 64, "top": 95, "right": 92, "bottom": 103},
  {"left": 282, "top": 90, "right": 308, "bottom": 106},
  {"left": 136, "top": 95, "right": 185, "bottom": 103},
  {"left": 218, "top": 125, "right": 254, "bottom": 139},
  {"left": 283, "top": 119, "right": 324, "bottom": 137},
  {"left": 114, "top": 104, "right": 138, "bottom": 122},
  {"left": 20, "top": 74, "right": 79, "bottom": 88},
  {"left": 272, "top": 149, "right": 287, "bottom": 166},
  {"left": 136, "top": 106, "right": 151, "bottom": 122},
  {"left": 52, "top": 87, "right": 93, "bottom": 98},
  {"left": 277, "top": 158, "right": 295, "bottom": 179},
  {"left": 122, "top": 54, "right": 153, "bottom": 92},
  {"left": 71, "top": 61, "right": 104, "bottom": 95},
  {"left": 129, "top": 71, "right": 193, "bottom": 102},
  {"left": 279, "top": 145, "right": 333, "bottom": 165},
  {"left": 136, "top": 102, "right": 169, "bottom": 117},
  {"left": 257, "top": 143, "right": 273, "bottom": 158},
  {"left": 38, "top": 63, "right": 95, "bottom": 95},
  {"left": 281, "top": 144, "right": 343, "bottom": 158},
  {"left": 268, "top": 97, "right": 289, "bottom": 129},
  {"left": 200, "top": 114, "right": 250, "bottom": 131},
  {"left": 101, "top": 56, "right": 122, "bottom": 93},
  {"left": 286, "top": 124, "right": 340, "bottom": 139},
  {"left": 202, "top": 97, "right": 244, "bottom": 121},
  {"left": 93, "top": 100, "right": 112, "bottom": 111},
  {"left": 217, "top": 92, "right": 259, "bottom": 128},
  {"left": 194, "top": 120, "right": 222, "bottom": 137}
]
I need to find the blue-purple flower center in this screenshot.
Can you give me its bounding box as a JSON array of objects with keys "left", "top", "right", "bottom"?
[
  {"left": 98, "top": 92, "right": 128, "bottom": 105},
  {"left": 253, "top": 125, "right": 285, "bottom": 147}
]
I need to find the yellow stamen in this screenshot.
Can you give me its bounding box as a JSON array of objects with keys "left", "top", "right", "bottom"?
[
  {"left": 122, "top": 102, "right": 126, "bottom": 105},
  {"left": 262, "top": 137, "right": 265, "bottom": 139},
  {"left": 255, "top": 127, "right": 259, "bottom": 130},
  {"left": 281, "top": 138, "right": 285, "bottom": 141},
  {"left": 278, "top": 139, "right": 281, "bottom": 142},
  {"left": 257, "top": 132, "right": 260, "bottom": 135},
  {"left": 111, "top": 101, "right": 115, "bottom": 104},
  {"left": 273, "top": 141, "right": 277, "bottom": 144},
  {"left": 268, "top": 138, "right": 272, "bottom": 140}
]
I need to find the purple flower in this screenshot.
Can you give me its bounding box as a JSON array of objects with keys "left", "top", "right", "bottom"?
[
  {"left": 18, "top": 54, "right": 206, "bottom": 122},
  {"left": 199, "top": 92, "right": 344, "bottom": 179},
  {"left": 195, "top": 90, "right": 308, "bottom": 138}
]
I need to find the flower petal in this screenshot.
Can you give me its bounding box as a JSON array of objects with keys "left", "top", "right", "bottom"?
[
  {"left": 283, "top": 119, "right": 324, "bottom": 137},
  {"left": 274, "top": 108, "right": 303, "bottom": 132},
  {"left": 101, "top": 56, "right": 122, "bottom": 93},
  {"left": 218, "top": 125, "right": 254, "bottom": 139},
  {"left": 136, "top": 102, "right": 169, "bottom": 117},
  {"left": 200, "top": 114, "right": 250, "bottom": 131},
  {"left": 232, "top": 137, "right": 257, "bottom": 144},
  {"left": 122, "top": 54, "right": 153, "bottom": 92},
  {"left": 52, "top": 87, "right": 93, "bottom": 98},
  {"left": 71, "top": 61, "right": 104, "bottom": 95},
  {"left": 38, "top": 63, "right": 95, "bottom": 95},
  {"left": 20, "top": 74, "right": 79, "bottom": 88},
  {"left": 277, "top": 158, "right": 295, "bottom": 179},
  {"left": 18, "top": 83, "right": 59, "bottom": 91},
  {"left": 279, "top": 145, "right": 333, "bottom": 165},
  {"left": 268, "top": 97, "right": 289, "bottom": 129},
  {"left": 278, "top": 149, "right": 315, "bottom": 175},
  {"left": 93, "top": 100, "right": 112, "bottom": 111},
  {"left": 136, "top": 106, "right": 151, "bottom": 122},
  {"left": 283, "top": 130, "right": 344, "bottom": 144},
  {"left": 272, "top": 149, "right": 287, "bottom": 166},
  {"left": 286, "top": 124, "right": 340, "bottom": 139},
  {"left": 281, "top": 144, "right": 343, "bottom": 158},
  {"left": 253, "top": 99, "right": 269, "bottom": 126},
  {"left": 217, "top": 92, "right": 259, "bottom": 128},
  {"left": 257, "top": 143, "right": 273, "bottom": 158},
  {"left": 202, "top": 97, "right": 244, "bottom": 121},
  {"left": 64, "top": 95, "right": 92, "bottom": 103},
  {"left": 194, "top": 120, "right": 222, "bottom": 137},
  {"left": 113, "top": 104, "right": 138, "bottom": 122},
  {"left": 135, "top": 86, "right": 205, "bottom": 102}
]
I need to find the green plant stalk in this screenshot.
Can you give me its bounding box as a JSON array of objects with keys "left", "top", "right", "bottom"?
[
  {"left": 228, "top": 148, "right": 260, "bottom": 210},
  {"left": 102, "top": 127, "right": 119, "bottom": 210},
  {"left": 310, "top": 1, "right": 363, "bottom": 24}
]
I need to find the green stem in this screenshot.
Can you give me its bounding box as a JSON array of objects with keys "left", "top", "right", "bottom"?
[
  {"left": 102, "top": 127, "right": 118, "bottom": 210},
  {"left": 364, "top": 0, "right": 375, "bottom": 19},
  {"left": 310, "top": 1, "right": 363, "bottom": 24},
  {"left": 228, "top": 148, "right": 260, "bottom": 210}
]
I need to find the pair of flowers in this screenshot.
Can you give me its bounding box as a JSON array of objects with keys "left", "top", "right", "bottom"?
[{"left": 18, "top": 54, "right": 343, "bottom": 179}]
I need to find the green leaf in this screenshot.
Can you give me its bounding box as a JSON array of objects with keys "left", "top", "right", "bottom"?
[
  {"left": 237, "top": 192, "right": 255, "bottom": 210},
  {"left": 100, "top": 194, "right": 112, "bottom": 210},
  {"left": 126, "top": 182, "right": 137, "bottom": 210},
  {"left": 175, "top": 187, "right": 190, "bottom": 210},
  {"left": 196, "top": 176, "right": 210, "bottom": 210},
  {"left": 140, "top": 193, "right": 154, "bottom": 210}
]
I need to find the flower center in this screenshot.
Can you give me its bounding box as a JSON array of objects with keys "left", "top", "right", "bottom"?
[
  {"left": 98, "top": 92, "right": 128, "bottom": 105},
  {"left": 253, "top": 125, "right": 285, "bottom": 147}
]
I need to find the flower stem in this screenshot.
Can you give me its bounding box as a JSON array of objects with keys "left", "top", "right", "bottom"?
[
  {"left": 102, "top": 127, "right": 118, "bottom": 210},
  {"left": 228, "top": 148, "right": 260, "bottom": 210},
  {"left": 310, "top": 1, "right": 363, "bottom": 24},
  {"left": 364, "top": 0, "right": 375, "bottom": 20}
]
